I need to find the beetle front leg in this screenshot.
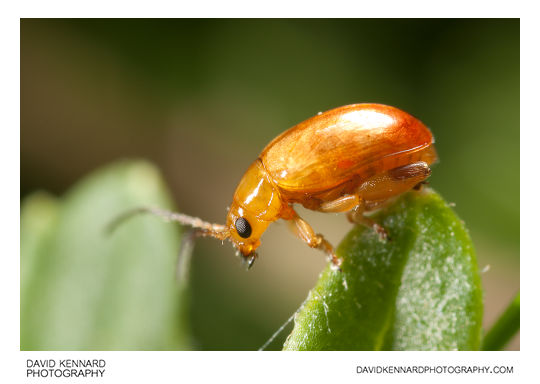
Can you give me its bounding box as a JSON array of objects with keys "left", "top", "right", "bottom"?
[{"left": 286, "top": 211, "right": 342, "bottom": 269}]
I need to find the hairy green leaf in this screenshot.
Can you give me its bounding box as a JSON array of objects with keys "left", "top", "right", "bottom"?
[{"left": 283, "top": 189, "right": 483, "bottom": 350}]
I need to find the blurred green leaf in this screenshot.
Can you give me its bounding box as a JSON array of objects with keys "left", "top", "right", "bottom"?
[
  {"left": 283, "top": 189, "right": 483, "bottom": 350},
  {"left": 482, "top": 293, "right": 520, "bottom": 351},
  {"left": 21, "top": 160, "right": 191, "bottom": 350}
]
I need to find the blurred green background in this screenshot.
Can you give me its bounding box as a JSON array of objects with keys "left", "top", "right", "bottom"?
[{"left": 21, "top": 19, "right": 519, "bottom": 350}]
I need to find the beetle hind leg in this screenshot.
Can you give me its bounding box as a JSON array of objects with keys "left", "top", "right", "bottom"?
[
  {"left": 357, "top": 161, "right": 431, "bottom": 203},
  {"left": 388, "top": 161, "right": 431, "bottom": 183},
  {"left": 347, "top": 161, "right": 433, "bottom": 240}
]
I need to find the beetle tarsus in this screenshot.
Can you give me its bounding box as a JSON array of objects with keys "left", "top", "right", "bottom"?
[
  {"left": 314, "top": 233, "right": 343, "bottom": 271},
  {"left": 413, "top": 180, "right": 429, "bottom": 191},
  {"left": 329, "top": 253, "right": 343, "bottom": 272},
  {"left": 373, "top": 223, "right": 388, "bottom": 241}
]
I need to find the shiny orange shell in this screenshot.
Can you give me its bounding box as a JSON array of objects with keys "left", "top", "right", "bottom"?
[{"left": 260, "top": 103, "right": 435, "bottom": 194}]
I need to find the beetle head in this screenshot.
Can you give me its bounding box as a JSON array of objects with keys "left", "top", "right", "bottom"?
[{"left": 226, "top": 202, "right": 272, "bottom": 268}]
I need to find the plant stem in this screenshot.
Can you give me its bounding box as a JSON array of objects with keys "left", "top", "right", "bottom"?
[{"left": 482, "top": 292, "right": 520, "bottom": 350}]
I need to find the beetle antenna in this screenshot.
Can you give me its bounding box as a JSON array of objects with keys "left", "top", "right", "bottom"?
[{"left": 106, "top": 206, "right": 229, "bottom": 240}]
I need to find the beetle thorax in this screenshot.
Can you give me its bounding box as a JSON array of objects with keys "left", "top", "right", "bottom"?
[{"left": 231, "top": 159, "right": 283, "bottom": 221}]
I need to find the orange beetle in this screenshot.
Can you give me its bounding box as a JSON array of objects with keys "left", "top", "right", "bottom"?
[{"left": 114, "top": 104, "right": 437, "bottom": 269}]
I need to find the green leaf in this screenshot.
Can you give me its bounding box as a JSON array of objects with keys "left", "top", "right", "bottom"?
[
  {"left": 482, "top": 292, "right": 520, "bottom": 350},
  {"left": 283, "top": 189, "right": 483, "bottom": 350},
  {"left": 21, "top": 160, "right": 191, "bottom": 350}
]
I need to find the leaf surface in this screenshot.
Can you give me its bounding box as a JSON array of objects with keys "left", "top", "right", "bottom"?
[
  {"left": 21, "top": 160, "right": 190, "bottom": 350},
  {"left": 283, "top": 189, "right": 483, "bottom": 350}
]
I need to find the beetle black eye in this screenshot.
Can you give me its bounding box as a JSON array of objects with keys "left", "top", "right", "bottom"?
[{"left": 235, "top": 217, "right": 252, "bottom": 238}]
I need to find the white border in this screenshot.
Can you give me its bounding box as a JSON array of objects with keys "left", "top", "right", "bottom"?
[
  {"left": 18, "top": 351, "right": 523, "bottom": 383},
  {"left": 11, "top": 0, "right": 524, "bottom": 18},
  {"left": 5, "top": 1, "right": 536, "bottom": 383}
]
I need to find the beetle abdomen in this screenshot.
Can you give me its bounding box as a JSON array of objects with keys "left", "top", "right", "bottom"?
[{"left": 260, "top": 104, "right": 436, "bottom": 194}]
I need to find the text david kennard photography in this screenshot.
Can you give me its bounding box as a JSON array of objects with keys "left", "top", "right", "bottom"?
[{"left": 27, "top": 359, "right": 106, "bottom": 378}]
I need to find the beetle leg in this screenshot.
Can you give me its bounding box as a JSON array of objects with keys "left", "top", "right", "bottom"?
[
  {"left": 286, "top": 211, "right": 342, "bottom": 269},
  {"left": 318, "top": 194, "right": 360, "bottom": 213},
  {"left": 346, "top": 204, "right": 388, "bottom": 241},
  {"left": 357, "top": 161, "right": 431, "bottom": 203},
  {"left": 388, "top": 161, "right": 431, "bottom": 182},
  {"left": 317, "top": 194, "right": 388, "bottom": 241},
  {"left": 413, "top": 180, "right": 429, "bottom": 191},
  {"left": 347, "top": 162, "right": 432, "bottom": 240}
]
